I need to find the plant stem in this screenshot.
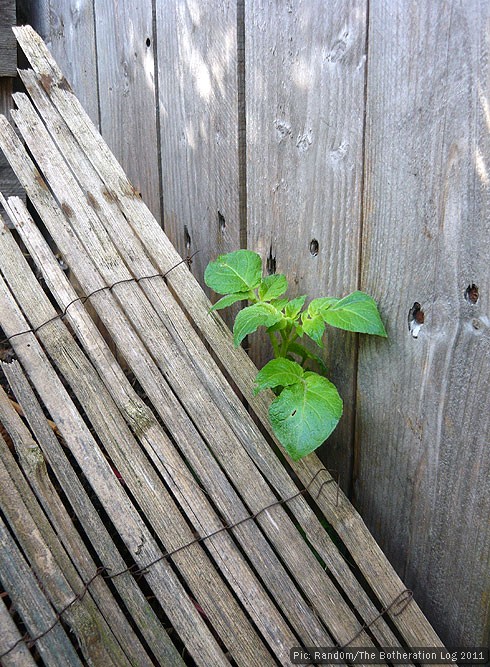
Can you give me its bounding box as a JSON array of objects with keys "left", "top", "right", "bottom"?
[
  {"left": 279, "top": 328, "right": 289, "bottom": 357},
  {"left": 269, "top": 331, "right": 281, "bottom": 357}
]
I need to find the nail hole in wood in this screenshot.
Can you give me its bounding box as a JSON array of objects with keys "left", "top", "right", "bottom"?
[
  {"left": 309, "top": 239, "right": 319, "bottom": 256},
  {"left": 218, "top": 210, "right": 226, "bottom": 232},
  {"left": 267, "top": 245, "right": 276, "bottom": 275},
  {"left": 184, "top": 225, "right": 191, "bottom": 250},
  {"left": 146, "top": 37, "right": 151, "bottom": 47},
  {"left": 408, "top": 302, "right": 424, "bottom": 338},
  {"left": 464, "top": 283, "right": 479, "bottom": 304}
]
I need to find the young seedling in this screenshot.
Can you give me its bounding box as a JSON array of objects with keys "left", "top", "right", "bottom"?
[{"left": 205, "top": 250, "right": 387, "bottom": 461}]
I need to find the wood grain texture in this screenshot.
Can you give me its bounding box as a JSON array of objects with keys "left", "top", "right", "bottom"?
[
  {"left": 357, "top": 0, "right": 490, "bottom": 647},
  {"left": 0, "top": 0, "right": 16, "bottom": 76},
  {"left": 2, "top": 360, "right": 184, "bottom": 667},
  {"left": 5, "top": 19, "right": 490, "bottom": 645},
  {"left": 155, "top": 0, "right": 241, "bottom": 325},
  {"left": 0, "top": 591, "right": 37, "bottom": 667},
  {"left": 10, "top": 26, "right": 444, "bottom": 652},
  {"left": 6, "top": 193, "right": 330, "bottom": 654},
  {"left": 0, "top": 509, "right": 83, "bottom": 667},
  {"left": 245, "top": 0, "right": 368, "bottom": 485},
  {"left": 0, "top": 373, "right": 154, "bottom": 666},
  {"left": 0, "top": 394, "right": 132, "bottom": 667},
  {"left": 0, "top": 253, "right": 232, "bottom": 667},
  {"left": 0, "top": 80, "right": 24, "bottom": 214},
  {"left": 7, "top": 91, "right": 377, "bottom": 653},
  {"left": 93, "top": 0, "right": 161, "bottom": 221},
  {"left": 44, "top": 0, "right": 99, "bottom": 125}
]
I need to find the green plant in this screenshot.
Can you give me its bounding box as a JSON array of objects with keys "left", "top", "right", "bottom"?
[{"left": 204, "top": 250, "right": 387, "bottom": 461}]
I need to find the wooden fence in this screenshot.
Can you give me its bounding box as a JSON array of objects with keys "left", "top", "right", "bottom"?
[
  {"left": 0, "top": 26, "right": 447, "bottom": 664},
  {"left": 3, "top": 0, "right": 490, "bottom": 650}
]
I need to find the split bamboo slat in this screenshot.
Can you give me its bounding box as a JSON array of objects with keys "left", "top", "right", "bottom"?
[{"left": 0, "top": 26, "right": 447, "bottom": 666}]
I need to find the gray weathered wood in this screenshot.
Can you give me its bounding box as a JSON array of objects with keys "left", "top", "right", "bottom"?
[
  {"left": 2, "top": 29, "right": 452, "bottom": 664},
  {"left": 2, "top": 190, "right": 306, "bottom": 660},
  {"left": 9, "top": 24, "right": 446, "bottom": 655},
  {"left": 9, "top": 93, "right": 389, "bottom": 653},
  {"left": 245, "top": 0, "right": 369, "bottom": 485},
  {"left": 92, "top": 0, "right": 161, "bottom": 221},
  {"left": 0, "top": 380, "right": 153, "bottom": 667},
  {"left": 4, "top": 186, "right": 332, "bottom": 653},
  {"left": 2, "top": 358, "right": 185, "bottom": 667},
  {"left": 11, "top": 2, "right": 489, "bottom": 650},
  {"left": 0, "top": 513, "right": 83, "bottom": 667},
  {"left": 4, "top": 97, "right": 376, "bottom": 654},
  {"left": 0, "top": 595, "right": 37, "bottom": 667},
  {"left": 155, "top": 0, "right": 242, "bottom": 327},
  {"left": 0, "top": 397, "right": 131, "bottom": 667},
  {"left": 0, "top": 275, "right": 232, "bottom": 667},
  {"left": 43, "top": 0, "right": 99, "bottom": 126},
  {"left": 0, "top": 0, "right": 16, "bottom": 76},
  {"left": 357, "top": 0, "right": 490, "bottom": 647},
  {"left": 0, "top": 80, "right": 24, "bottom": 215},
  {"left": 0, "top": 227, "right": 274, "bottom": 666}
]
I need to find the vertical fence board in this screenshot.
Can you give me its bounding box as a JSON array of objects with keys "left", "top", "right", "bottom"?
[
  {"left": 155, "top": 0, "right": 241, "bottom": 319},
  {"left": 44, "top": 0, "right": 99, "bottom": 126},
  {"left": 0, "top": 0, "right": 21, "bottom": 213},
  {"left": 245, "top": 0, "right": 368, "bottom": 482},
  {"left": 93, "top": 0, "right": 161, "bottom": 222},
  {"left": 358, "top": 0, "right": 490, "bottom": 646},
  {"left": 0, "top": 0, "right": 16, "bottom": 77}
]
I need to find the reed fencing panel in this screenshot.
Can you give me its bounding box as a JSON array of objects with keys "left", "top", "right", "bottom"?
[{"left": 3, "top": 0, "right": 490, "bottom": 649}]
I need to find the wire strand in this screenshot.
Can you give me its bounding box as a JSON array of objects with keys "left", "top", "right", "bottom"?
[
  {"left": 0, "top": 466, "right": 412, "bottom": 660},
  {"left": 0, "top": 251, "right": 199, "bottom": 347}
]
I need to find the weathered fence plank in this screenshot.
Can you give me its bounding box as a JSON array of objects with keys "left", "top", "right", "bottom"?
[
  {"left": 42, "top": 0, "right": 99, "bottom": 126},
  {"left": 0, "top": 0, "right": 16, "bottom": 77},
  {"left": 0, "top": 184, "right": 295, "bottom": 664},
  {"left": 0, "top": 394, "right": 132, "bottom": 667},
  {"left": 4, "top": 82, "right": 377, "bottom": 654},
  {"left": 358, "top": 0, "right": 490, "bottom": 646},
  {"left": 4, "top": 192, "right": 332, "bottom": 653},
  {"left": 0, "top": 190, "right": 275, "bottom": 665},
  {"left": 0, "top": 267, "right": 233, "bottom": 667},
  {"left": 92, "top": 0, "right": 160, "bottom": 220},
  {"left": 0, "top": 591, "right": 37, "bottom": 667},
  {"left": 155, "top": 0, "right": 242, "bottom": 325},
  {"left": 245, "top": 0, "right": 369, "bottom": 485},
  {"left": 0, "top": 0, "right": 22, "bottom": 216},
  {"left": 10, "top": 50, "right": 412, "bottom": 655}
]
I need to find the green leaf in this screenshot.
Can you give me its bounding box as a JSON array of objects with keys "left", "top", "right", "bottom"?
[
  {"left": 233, "top": 303, "right": 283, "bottom": 346},
  {"left": 269, "top": 373, "right": 343, "bottom": 460},
  {"left": 209, "top": 292, "right": 250, "bottom": 312},
  {"left": 258, "top": 274, "right": 288, "bottom": 301},
  {"left": 254, "top": 358, "right": 304, "bottom": 395},
  {"left": 307, "top": 297, "right": 339, "bottom": 317},
  {"left": 284, "top": 295, "right": 307, "bottom": 319},
  {"left": 270, "top": 298, "right": 289, "bottom": 310},
  {"left": 204, "top": 250, "right": 262, "bottom": 295},
  {"left": 321, "top": 291, "right": 387, "bottom": 336},
  {"left": 301, "top": 314, "right": 325, "bottom": 346}
]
